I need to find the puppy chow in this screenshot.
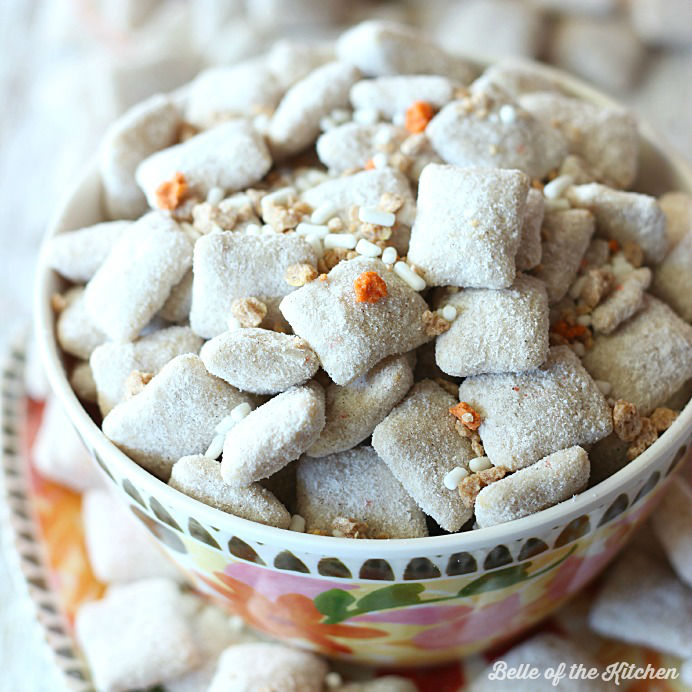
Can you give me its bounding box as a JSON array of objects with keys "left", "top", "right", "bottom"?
[
  {"left": 372, "top": 380, "right": 476, "bottom": 531},
  {"left": 652, "top": 230, "right": 692, "bottom": 322},
  {"left": 266, "top": 39, "right": 334, "bottom": 89},
  {"left": 103, "top": 354, "right": 254, "bottom": 480},
  {"left": 297, "top": 446, "right": 428, "bottom": 538},
  {"left": 90, "top": 326, "right": 203, "bottom": 416},
  {"left": 56, "top": 287, "right": 107, "bottom": 360},
  {"left": 200, "top": 328, "right": 320, "bottom": 395},
  {"left": 307, "top": 354, "right": 413, "bottom": 457},
  {"left": 136, "top": 120, "right": 272, "bottom": 206},
  {"left": 582, "top": 295, "right": 692, "bottom": 415},
  {"left": 408, "top": 164, "right": 529, "bottom": 288},
  {"left": 159, "top": 268, "right": 194, "bottom": 323},
  {"left": 591, "top": 267, "right": 651, "bottom": 334},
  {"left": 280, "top": 257, "right": 430, "bottom": 384},
  {"left": 84, "top": 212, "right": 193, "bottom": 341},
  {"left": 70, "top": 361, "right": 98, "bottom": 403},
  {"left": 221, "top": 382, "right": 325, "bottom": 486},
  {"left": 659, "top": 191, "right": 692, "bottom": 248},
  {"left": 516, "top": 187, "right": 544, "bottom": 271},
  {"left": 458, "top": 346, "right": 612, "bottom": 470},
  {"left": 169, "top": 455, "right": 290, "bottom": 528},
  {"left": 190, "top": 232, "right": 317, "bottom": 338},
  {"left": 435, "top": 274, "right": 549, "bottom": 377}
]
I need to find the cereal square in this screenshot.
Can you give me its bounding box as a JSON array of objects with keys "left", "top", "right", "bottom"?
[
  {"left": 372, "top": 379, "right": 475, "bottom": 531},
  {"left": 279, "top": 257, "right": 431, "bottom": 384},
  {"left": 407, "top": 164, "right": 530, "bottom": 288},
  {"left": 582, "top": 295, "right": 692, "bottom": 415},
  {"left": 56, "top": 287, "right": 107, "bottom": 360},
  {"left": 190, "top": 232, "right": 318, "bottom": 338},
  {"left": 297, "top": 446, "right": 428, "bottom": 538},
  {"left": 435, "top": 274, "right": 549, "bottom": 377},
  {"left": 457, "top": 346, "right": 612, "bottom": 470},
  {"left": 516, "top": 188, "right": 544, "bottom": 271},
  {"left": 652, "top": 230, "right": 692, "bottom": 322}
]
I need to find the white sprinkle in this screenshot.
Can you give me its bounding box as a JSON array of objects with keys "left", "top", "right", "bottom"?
[
  {"left": 595, "top": 380, "right": 612, "bottom": 396},
  {"left": 372, "top": 152, "right": 389, "bottom": 169},
  {"left": 611, "top": 254, "right": 634, "bottom": 277},
  {"left": 325, "top": 672, "right": 343, "bottom": 689},
  {"left": 571, "top": 341, "right": 586, "bottom": 357},
  {"left": 231, "top": 402, "right": 252, "bottom": 422},
  {"left": 306, "top": 234, "right": 324, "bottom": 257},
  {"left": 461, "top": 412, "right": 474, "bottom": 423},
  {"left": 544, "top": 197, "right": 570, "bottom": 212},
  {"left": 355, "top": 238, "right": 382, "bottom": 257},
  {"left": 441, "top": 305, "right": 457, "bottom": 322},
  {"left": 206, "top": 187, "right": 224, "bottom": 206},
  {"left": 204, "top": 433, "right": 225, "bottom": 460},
  {"left": 319, "top": 115, "right": 336, "bottom": 132},
  {"left": 374, "top": 125, "right": 395, "bottom": 147},
  {"left": 569, "top": 275, "right": 587, "bottom": 300},
  {"left": 227, "top": 316, "right": 242, "bottom": 331},
  {"left": 353, "top": 107, "right": 379, "bottom": 125},
  {"left": 214, "top": 414, "right": 236, "bottom": 435},
  {"left": 443, "top": 466, "right": 469, "bottom": 490},
  {"left": 324, "top": 233, "right": 357, "bottom": 249},
  {"left": 543, "top": 174, "right": 574, "bottom": 200},
  {"left": 394, "top": 261, "right": 426, "bottom": 291},
  {"left": 469, "top": 456, "right": 492, "bottom": 473},
  {"left": 576, "top": 314, "right": 592, "bottom": 326},
  {"left": 331, "top": 108, "right": 351, "bottom": 125},
  {"left": 358, "top": 206, "right": 395, "bottom": 227},
  {"left": 289, "top": 514, "right": 306, "bottom": 532},
  {"left": 261, "top": 186, "right": 295, "bottom": 210},
  {"left": 310, "top": 202, "right": 337, "bottom": 225},
  {"left": 498, "top": 104, "right": 516, "bottom": 124},
  {"left": 381, "top": 246, "right": 397, "bottom": 265},
  {"left": 295, "top": 222, "right": 329, "bottom": 238},
  {"left": 245, "top": 223, "right": 261, "bottom": 235}
]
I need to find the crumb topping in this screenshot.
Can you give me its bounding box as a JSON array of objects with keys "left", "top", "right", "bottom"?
[
  {"left": 422, "top": 309, "right": 451, "bottom": 336},
  {"left": 231, "top": 297, "right": 267, "bottom": 328},
  {"left": 449, "top": 401, "right": 482, "bottom": 430},
  {"left": 124, "top": 370, "right": 154, "bottom": 398},
  {"left": 612, "top": 399, "right": 642, "bottom": 442},
  {"left": 458, "top": 465, "right": 506, "bottom": 509},
  {"left": 354, "top": 271, "right": 388, "bottom": 304},
  {"left": 405, "top": 100, "right": 435, "bottom": 133},
  {"left": 285, "top": 263, "right": 318, "bottom": 287},
  {"left": 155, "top": 172, "right": 189, "bottom": 210}
]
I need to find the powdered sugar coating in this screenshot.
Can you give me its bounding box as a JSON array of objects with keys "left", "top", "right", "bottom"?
[
  {"left": 103, "top": 354, "right": 254, "bottom": 480},
  {"left": 566, "top": 183, "right": 667, "bottom": 264},
  {"left": 426, "top": 95, "right": 567, "bottom": 180},
  {"left": 588, "top": 546, "right": 692, "bottom": 658},
  {"left": 519, "top": 91, "right": 638, "bottom": 189},
  {"left": 350, "top": 75, "right": 460, "bottom": 118},
  {"left": 83, "top": 488, "right": 182, "bottom": 583},
  {"left": 582, "top": 295, "right": 692, "bottom": 415},
  {"left": 435, "top": 274, "right": 549, "bottom": 377},
  {"left": 90, "top": 326, "right": 203, "bottom": 416},
  {"left": 221, "top": 382, "right": 325, "bottom": 486},
  {"left": 591, "top": 267, "right": 650, "bottom": 334},
  {"left": 307, "top": 354, "right": 413, "bottom": 457},
  {"left": 475, "top": 446, "right": 590, "bottom": 527},
  {"left": 190, "top": 232, "right": 317, "bottom": 338},
  {"left": 336, "top": 20, "right": 475, "bottom": 83},
  {"left": 70, "top": 361, "right": 97, "bottom": 403},
  {"left": 652, "top": 229, "right": 692, "bottom": 321},
  {"left": 200, "top": 328, "right": 320, "bottom": 395},
  {"left": 56, "top": 287, "right": 107, "bottom": 360},
  {"left": 458, "top": 346, "right": 612, "bottom": 470},
  {"left": 408, "top": 164, "right": 529, "bottom": 288},
  {"left": 160, "top": 269, "right": 193, "bottom": 323},
  {"left": 76, "top": 579, "right": 201, "bottom": 692},
  {"left": 268, "top": 61, "right": 361, "bottom": 158},
  {"left": 137, "top": 120, "right": 272, "bottom": 206},
  {"left": 516, "top": 187, "right": 544, "bottom": 270},
  {"left": 280, "top": 257, "right": 431, "bottom": 385},
  {"left": 266, "top": 39, "right": 334, "bottom": 90},
  {"left": 46, "top": 220, "right": 130, "bottom": 283},
  {"left": 208, "top": 643, "right": 328, "bottom": 692},
  {"left": 477, "top": 59, "right": 566, "bottom": 98},
  {"left": 297, "top": 446, "right": 428, "bottom": 538},
  {"left": 372, "top": 380, "right": 475, "bottom": 531},
  {"left": 84, "top": 212, "right": 193, "bottom": 341},
  {"left": 533, "top": 208, "right": 595, "bottom": 303},
  {"left": 100, "top": 93, "right": 181, "bottom": 219},
  {"left": 169, "top": 455, "right": 290, "bottom": 528}
]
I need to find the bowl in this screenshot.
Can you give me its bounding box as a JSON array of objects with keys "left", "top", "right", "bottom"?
[{"left": 35, "top": 61, "right": 692, "bottom": 667}]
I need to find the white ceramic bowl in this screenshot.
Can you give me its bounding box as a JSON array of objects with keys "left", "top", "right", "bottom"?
[{"left": 35, "top": 62, "right": 692, "bottom": 666}]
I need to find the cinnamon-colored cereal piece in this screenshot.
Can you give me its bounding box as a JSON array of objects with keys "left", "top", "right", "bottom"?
[
  {"left": 124, "top": 370, "right": 154, "bottom": 399},
  {"left": 231, "top": 297, "right": 267, "bottom": 328},
  {"left": 354, "top": 271, "right": 388, "bottom": 304},
  {"left": 422, "top": 310, "right": 451, "bottom": 337},
  {"left": 626, "top": 417, "right": 658, "bottom": 460},
  {"left": 612, "top": 399, "right": 642, "bottom": 442},
  {"left": 449, "top": 401, "right": 482, "bottom": 430},
  {"left": 318, "top": 247, "right": 351, "bottom": 273},
  {"left": 285, "top": 263, "right": 318, "bottom": 287},
  {"left": 155, "top": 172, "right": 188, "bottom": 210},
  {"left": 650, "top": 407, "right": 678, "bottom": 432},
  {"left": 580, "top": 267, "right": 613, "bottom": 309},
  {"left": 405, "top": 101, "right": 435, "bottom": 133}
]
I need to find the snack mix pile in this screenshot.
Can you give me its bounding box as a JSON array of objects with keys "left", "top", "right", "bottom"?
[{"left": 46, "top": 20, "right": 692, "bottom": 543}]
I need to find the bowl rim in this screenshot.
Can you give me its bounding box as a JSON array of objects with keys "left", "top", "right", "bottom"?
[{"left": 34, "top": 59, "right": 692, "bottom": 559}]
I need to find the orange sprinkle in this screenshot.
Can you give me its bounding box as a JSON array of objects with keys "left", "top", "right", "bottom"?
[
  {"left": 405, "top": 101, "right": 435, "bottom": 134},
  {"left": 512, "top": 386, "right": 520, "bottom": 392},
  {"left": 552, "top": 319, "right": 588, "bottom": 342},
  {"left": 155, "top": 172, "right": 188, "bottom": 210},
  {"left": 608, "top": 239, "right": 620, "bottom": 252},
  {"left": 354, "top": 271, "right": 388, "bottom": 304},
  {"left": 364, "top": 158, "right": 376, "bottom": 170},
  {"left": 449, "top": 402, "right": 482, "bottom": 430}
]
